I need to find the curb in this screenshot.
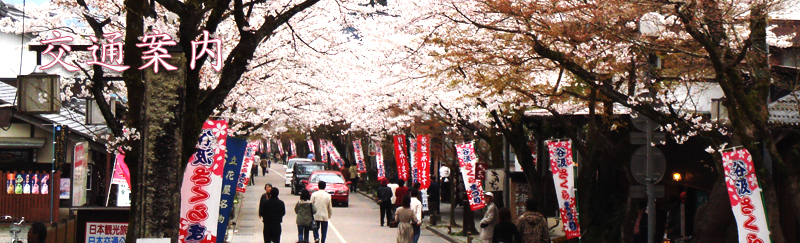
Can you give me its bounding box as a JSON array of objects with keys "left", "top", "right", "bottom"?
[{"left": 425, "top": 226, "right": 462, "bottom": 243}]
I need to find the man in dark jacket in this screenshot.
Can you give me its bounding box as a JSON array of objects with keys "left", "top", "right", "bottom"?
[
  {"left": 259, "top": 187, "right": 285, "bottom": 243},
  {"left": 428, "top": 178, "right": 440, "bottom": 217},
  {"left": 376, "top": 178, "right": 394, "bottom": 226}
]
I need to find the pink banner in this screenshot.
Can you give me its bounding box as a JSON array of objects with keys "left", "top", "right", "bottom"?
[
  {"left": 179, "top": 120, "right": 228, "bottom": 243},
  {"left": 547, "top": 139, "right": 580, "bottom": 240},
  {"left": 393, "top": 135, "right": 409, "bottom": 181},
  {"left": 353, "top": 140, "right": 367, "bottom": 173},
  {"left": 276, "top": 139, "right": 284, "bottom": 155},
  {"left": 455, "top": 142, "right": 486, "bottom": 211},
  {"left": 265, "top": 140, "right": 271, "bottom": 153},
  {"left": 237, "top": 140, "right": 260, "bottom": 193},
  {"left": 290, "top": 140, "right": 297, "bottom": 157},
  {"left": 415, "top": 135, "right": 431, "bottom": 189},
  {"left": 307, "top": 140, "right": 315, "bottom": 155},
  {"left": 320, "top": 139, "right": 328, "bottom": 164},
  {"left": 326, "top": 141, "right": 344, "bottom": 168},
  {"left": 111, "top": 153, "right": 131, "bottom": 188},
  {"left": 375, "top": 141, "right": 386, "bottom": 181},
  {"left": 722, "top": 149, "right": 771, "bottom": 243}
]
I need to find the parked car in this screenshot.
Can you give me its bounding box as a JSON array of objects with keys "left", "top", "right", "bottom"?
[
  {"left": 285, "top": 158, "right": 312, "bottom": 187},
  {"left": 291, "top": 161, "right": 325, "bottom": 195},
  {"left": 305, "top": 170, "right": 350, "bottom": 207}
]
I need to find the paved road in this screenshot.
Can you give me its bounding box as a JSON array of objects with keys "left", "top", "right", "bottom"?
[{"left": 230, "top": 163, "right": 445, "bottom": 243}]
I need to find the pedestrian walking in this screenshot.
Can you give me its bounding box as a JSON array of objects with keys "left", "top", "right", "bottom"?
[
  {"left": 394, "top": 179, "right": 408, "bottom": 212},
  {"left": 261, "top": 158, "right": 269, "bottom": 176},
  {"left": 428, "top": 178, "right": 440, "bottom": 221},
  {"left": 409, "top": 190, "right": 423, "bottom": 243},
  {"left": 251, "top": 160, "right": 259, "bottom": 182},
  {"left": 479, "top": 192, "right": 498, "bottom": 243},
  {"left": 387, "top": 178, "right": 400, "bottom": 217},
  {"left": 492, "top": 208, "right": 522, "bottom": 243},
  {"left": 261, "top": 183, "right": 273, "bottom": 202},
  {"left": 516, "top": 198, "right": 549, "bottom": 243},
  {"left": 348, "top": 163, "right": 359, "bottom": 192},
  {"left": 377, "top": 178, "right": 394, "bottom": 226},
  {"left": 340, "top": 163, "right": 351, "bottom": 186},
  {"left": 295, "top": 189, "right": 316, "bottom": 243},
  {"left": 395, "top": 197, "right": 418, "bottom": 243},
  {"left": 311, "top": 181, "right": 333, "bottom": 243},
  {"left": 259, "top": 187, "right": 286, "bottom": 243}
]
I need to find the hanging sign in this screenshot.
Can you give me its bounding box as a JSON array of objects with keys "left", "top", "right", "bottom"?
[
  {"left": 375, "top": 141, "right": 386, "bottom": 181},
  {"left": 290, "top": 140, "right": 297, "bottom": 157},
  {"left": 179, "top": 120, "right": 228, "bottom": 243},
  {"left": 393, "top": 135, "right": 409, "bottom": 181},
  {"left": 307, "top": 140, "right": 315, "bottom": 155},
  {"left": 409, "top": 137, "right": 418, "bottom": 184},
  {"left": 325, "top": 141, "right": 344, "bottom": 168},
  {"left": 73, "top": 142, "right": 89, "bottom": 206},
  {"left": 415, "top": 134, "right": 431, "bottom": 189},
  {"left": 455, "top": 142, "right": 486, "bottom": 211},
  {"left": 547, "top": 139, "right": 581, "bottom": 240},
  {"left": 721, "top": 148, "right": 771, "bottom": 243},
  {"left": 216, "top": 137, "right": 246, "bottom": 243},
  {"left": 353, "top": 140, "right": 367, "bottom": 173},
  {"left": 264, "top": 140, "right": 271, "bottom": 153},
  {"left": 476, "top": 162, "right": 487, "bottom": 181},
  {"left": 276, "top": 139, "right": 284, "bottom": 155},
  {"left": 236, "top": 140, "right": 260, "bottom": 193},
  {"left": 319, "top": 139, "right": 328, "bottom": 164}
]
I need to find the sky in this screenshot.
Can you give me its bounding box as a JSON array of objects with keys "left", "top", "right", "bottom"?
[{"left": 4, "top": 0, "right": 49, "bottom": 6}]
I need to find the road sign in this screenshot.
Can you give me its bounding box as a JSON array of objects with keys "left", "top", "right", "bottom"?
[
  {"left": 629, "top": 185, "right": 665, "bottom": 198},
  {"left": 630, "top": 146, "right": 666, "bottom": 185}
]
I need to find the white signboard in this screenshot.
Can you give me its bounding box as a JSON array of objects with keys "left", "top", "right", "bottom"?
[
  {"left": 86, "top": 222, "right": 127, "bottom": 243},
  {"left": 485, "top": 169, "right": 506, "bottom": 191},
  {"left": 117, "top": 183, "right": 131, "bottom": 207}
]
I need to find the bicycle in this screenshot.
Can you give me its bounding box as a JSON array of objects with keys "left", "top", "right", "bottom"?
[{"left": 2, "top": 215, "right": 24, "bottom": 243}]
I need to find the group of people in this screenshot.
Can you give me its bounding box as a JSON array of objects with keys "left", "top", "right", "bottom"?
[
  {"left": 375, "top": 178, "right": 439, "bottom": 243},
  {"left": 250, "top": 155, "right": 273, "bottom": 185},
  {"left": 479, "top": 196, "right": 551, "bottom": 243},
  {"left": 336, "top": 163, "right": 361, "bottom": 193},
  {"left": 258, "top": 182, "right": 335, "bottom": 243}
]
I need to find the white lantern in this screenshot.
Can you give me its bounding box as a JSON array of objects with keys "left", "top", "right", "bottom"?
[
  {"left": 86, "top": 98, "right": 115, "bottom": 125},
  {"left": 17, "top": 72, "right": 61, "bottom": 114}
]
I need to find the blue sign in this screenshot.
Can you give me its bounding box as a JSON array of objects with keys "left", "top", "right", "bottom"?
[{"left": 216, "top": 137, "right": 247, "bottom": 243}]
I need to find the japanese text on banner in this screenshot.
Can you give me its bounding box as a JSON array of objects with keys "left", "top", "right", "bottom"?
[
  {"left": 455, "top": 142, "right": 485, "bottom": 211},
  {"left": 394, "top": 135, "right": 409, "bottom": 181},
  {"left": 375, "top": 141, "right": 386, "bottom": 181},
  {"left": 409, "top": 137, "right": 418, "bottom": 184},
  {"left": 216, "top": 137, "right": 246, "bottom": 243},
  {"left": 721, "top": 149, "right": 771, "bottom": 243},
  {"left": 415, "top": 134, "right": 431, "bottom": 189},
  {"left": 86, "top": 222, "right": 127, "bottom": 243},
  {"left": 179, "top": 120, "right": 228, "bottom": 243},
  {"left": 547, "top": 139, "right": 581, "bottom": 240},
  {"left": 236, "top": 141, "right": 260, "bottom": 193},
  {"left": 353, "top": 140, "right": 367, "bottom": 173}
]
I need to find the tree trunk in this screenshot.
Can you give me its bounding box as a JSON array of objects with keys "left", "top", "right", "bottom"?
[
  {"left": 693, "top": 177, "right": 734, "bottom": 243},
  {"left": 136, "top": 54, "right": 187, "bottom": 242}
]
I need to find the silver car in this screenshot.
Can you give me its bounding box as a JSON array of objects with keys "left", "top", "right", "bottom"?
[{"left": 285, "top": 158, "right": 312, "bottom": 187}]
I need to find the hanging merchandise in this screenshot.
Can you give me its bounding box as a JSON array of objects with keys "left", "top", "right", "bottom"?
[
  {"left": 353, "top": 140, "right": 367, "bottom": 173},
  {"left": 455, "top": 142, "right": 486, "bottom": 211},
  {"left": 415, "top": 134, "right": 431, "bottom": 189},
  {"left": 179, "top": 119, "right": 228, "bottom": 243},
  {"left": 546, "top": 139, "right": 581, "bottom": 240},
  {"left": 393, "top": 135, "right": 409, "bottom": 181},
  {"left": 721, "top": 148, "right": 771, "bottom": 243}
]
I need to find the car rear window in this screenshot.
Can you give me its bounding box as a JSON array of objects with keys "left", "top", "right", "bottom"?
[
  {"left": 297, "top": 164, "right": 324, "bottom": 175},
  {"left": 310, "top": 174, "right": 345, "bottom": 184}
]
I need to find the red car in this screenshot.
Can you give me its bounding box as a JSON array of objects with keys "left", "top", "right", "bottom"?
[{"left": 304, "top": 170, "right": 350, "bottom": 207}]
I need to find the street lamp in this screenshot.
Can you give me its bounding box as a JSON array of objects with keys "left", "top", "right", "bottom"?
[
  {"left": 672, "top": 172, "right": 682, "bottom": 182},
  {"left": 16, "top": 72, "right": 61, "bottom": 114}
]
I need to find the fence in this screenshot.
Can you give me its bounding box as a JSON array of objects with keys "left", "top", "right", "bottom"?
[{"left": 0, "top": 171, "right": 61, "bottom": 223}]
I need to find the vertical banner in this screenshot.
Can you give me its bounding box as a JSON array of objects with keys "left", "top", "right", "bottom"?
[
  {"left": 546, "top": 139, "right": 581, "bottom": 240},
  {"left": 236, "top": 140, "right": 260, "bottom": 193},
  {"left": 276, "top": 139, "right": 284, "bottom": 155},
  {"left": 72, "top": 142, "right": 88, "bottom": 207},
  {"left": 454, "top": 142, "right": 486, "bottom": 211},
  {"left": 721, "top": 149, "right": 771, "bottom": 243},
  {"left": 320, "top": 139, "right": 328, "bottom": 164},
  {"left": 325, "top": 141, "right": 344, "bottom": 168},
  {"left": 375, "top": 141, "right": 386, "bottom": 181},
  {"left": 307, "top": 140, "right": 315, "bottom": 155},
  {"left": 409, "top": 137, "right": 418, "bottom": 184},
  {"left": 179, "top": 120, "right": 228, "bottom": 243},
  {"left": 393, "top": 135, "right": 409, "bottom": 181},
  {"left": 290, "top": 140, "right": 297, "bottom": 157},
  {"left": 110, "top": 153, "right": 132, "bottom": 207},
  {"left": 264, "top": 140, "right": 271, "bottom": 153},
  {"left": 415, "top": 134, "right": 431, "bottom": 189},
  {"left": 353, "top": 140, "right": 367, "bottom": 173},
  {"left": 476, "top": 162, "right": 487, "bottom": 181},
  {"left": 54, "top": 125, "right": 68, "bottom": 172},
  {"left": 216, "top": 137, "right": 246, "bottom": 243}
]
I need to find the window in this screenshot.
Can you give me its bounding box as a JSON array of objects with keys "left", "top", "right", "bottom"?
[
  {"left": 0, "top": 149, "right": 34, "bottom": 163},
  {"left": 781, "top": 48, "right": 800, "bottom": 68},
  {"left": 311, "top": 174, "right": 345, "bottom": 184}
]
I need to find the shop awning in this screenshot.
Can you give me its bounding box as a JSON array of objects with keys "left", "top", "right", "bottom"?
[{"left": 0, "top": 137, "right": 46, "bottom": 148}]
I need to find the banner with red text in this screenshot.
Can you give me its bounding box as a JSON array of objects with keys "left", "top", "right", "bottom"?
[
  {"left": 722, "top": 149, "right": 771, "bottom": 243},
  {"left": 455, "top": 142, "right": 486, "bottom": 211},
  {"left": 290, "top": 140, "right": 297, "bottom": 157},
  {"left": 353, "top": 140, "right": 367, "bottom": 173},
  {"left": 276, "top": 139, "right": 284, "bottom": 155},
  {"left": 326, "top": 141, "right": 344, "bottom": 168},
  {"left": 236, "top": 140, "right": 260, "bottom": 193},
  {"left": 415, "top": 135, "right": 431, "bottom": 189},
  {"left": 320, "top": 139, "right": 328, "bottom": 163},
  {"left": 307, "top": 140, "right": 315, "bottom": 155},
  {"left": 393, "top": 135, "right": 409, "bottom": 181},
  {"left": 409, "top": 137, "right": 418, "bottom": 184},
  {"left": 264, "top": 140, "right": 271, "bottom": 153},
  {"left": 376, "top": 141, "right": 386, "bottom": 181},
  {"left": 547, "top": 139, "right": 581, "bottom": 240},
  {"left": 179, "top": 120, "right": 228, "bottom": 243}
]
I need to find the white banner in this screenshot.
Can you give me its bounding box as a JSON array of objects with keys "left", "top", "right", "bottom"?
[
  {"left": 72, "top": 142, "right": 89, "bottom": 207},
  {"left": 375, "top": 141, "right": 386, "bottom": 181},
  {"left": 722, "top": 149, "right": 771, "bottom": 243},
  {"left": 546, "top": 139, "right": 580, "bottom": 239}
]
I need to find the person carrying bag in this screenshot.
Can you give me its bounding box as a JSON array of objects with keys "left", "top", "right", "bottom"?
[{"left": 295, "top": 190, "right": 316, "bottom": 243}]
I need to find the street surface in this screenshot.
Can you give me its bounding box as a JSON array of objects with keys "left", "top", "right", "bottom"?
[{"left": 230, "top": 163, "right": 445, "bottom": 243}]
